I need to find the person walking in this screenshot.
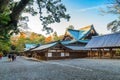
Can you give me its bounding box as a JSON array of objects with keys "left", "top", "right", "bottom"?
[
  {"left": 14, "top": 54, "right": 17, "bottom": 60},
  {"left": 8, "top": 54, "right": 12, "bottom": 61},
  {"left": 12, "top": 54, "right": 15, "bottom": 61},
  {"left": 10, "top": 45, "right": 17, "bottom": 61}
]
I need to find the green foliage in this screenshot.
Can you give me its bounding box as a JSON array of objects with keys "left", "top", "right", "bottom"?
[
  {"left": 0, "top": 0, "right": 70, "bottom": 41},
  {"left": 34, "top": 35, "right": 45, "bottom": 44},
  {"left": 11, "top": 45, "right": 16, "bottom": 50},
  {"left": 15, "top": 38, "right": 26, "bottom": 51},
  {"left": 37, "top": 0, "right": 70, "bottom": 34},
  {"left": 0, "top": 0, "right": 70, "bottom": 52},
  {"left": 116, "top": 49, "right": 120, "bottom": 56},
  {"left": 53, "top": 31, "right": 59, "bottom": 41},
  {"left": 0, "top": 13, "right": 10, "bottom": 25},
  {"left": 107, "top": 20, "right": 120, "bottom": 32},
  {"left": 104, "top": 0, "right": 120, "bottom": 32},
  {"left": 0, "top": 3, "right": 11, "bottom": 41},
  {"left": 66, "top": 25, "right": 74, "bottom": 30},
  {"left": 11, "top": 32, "right": 45, "bottom": 51},
  {"left": 0, "top": 40, "right": 11, "bottom": 53}
]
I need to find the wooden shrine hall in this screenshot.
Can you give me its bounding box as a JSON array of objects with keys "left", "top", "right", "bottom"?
[
  {"left": 85, "top": 32, "right": 120, "bottom": 58},
  {"left": 23, "top": 25, "right": 98, "bottom": 60}
]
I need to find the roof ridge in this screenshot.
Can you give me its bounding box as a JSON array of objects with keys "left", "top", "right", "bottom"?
[
  {"left": 79, "top": 24, "right": 93, "bottom": 30},
  {"left": 68, "top": 29, "right": 80, "bottom": 32}
]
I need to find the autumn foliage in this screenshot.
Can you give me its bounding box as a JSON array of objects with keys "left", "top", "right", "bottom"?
[
  {"left": 45, "top": 36, "right": 52, "bottom": 43},
  {"left": 19, "top": 32, "right": 26, "bottom": 38}
]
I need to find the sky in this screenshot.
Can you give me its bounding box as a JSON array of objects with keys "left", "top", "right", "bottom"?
[{"left": 25, "top": 0, "right": 117, "bottom": 36}]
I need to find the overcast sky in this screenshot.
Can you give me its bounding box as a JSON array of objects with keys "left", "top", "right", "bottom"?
[{"left": 25, "top": 0, "right": 117, "bottom": 36}]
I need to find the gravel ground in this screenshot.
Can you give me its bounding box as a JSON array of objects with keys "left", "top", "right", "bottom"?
[{"left": 0, "top": 57, "right": 120, "bottom": 80}]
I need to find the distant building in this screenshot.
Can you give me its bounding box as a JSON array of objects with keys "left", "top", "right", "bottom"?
[{"left": 22, "top": 25, "right": 98, "bottom": 60}]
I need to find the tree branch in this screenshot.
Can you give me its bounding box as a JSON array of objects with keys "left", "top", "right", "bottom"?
[{"left": 10, "top": 0, "right": 30, "bottom": 26}]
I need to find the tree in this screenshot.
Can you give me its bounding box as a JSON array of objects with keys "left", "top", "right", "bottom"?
[
  {"left": 107, "top": 20, "right": 120, "bottom": 32},
  {"left": 29, "top": 32, "right": 45, "bottom": 44},
  {"left": 66, "top": 25, "right": 74, "bottom": 30},
  {"left": 53, "top": 31, "right": 59, "bottom": 41},
  {"left": 58, "top": 35, "right": 64, "bottom": 40},
  {"left": 103, "top": 0, "right": 120, "bottom": 32},
  {"left": 0, "top": 0, "right": 70, "bottom": 41},
  {"left": 15, "top": 38, "right": 26, "bottom": 51},
  {"left": 20, "top": 32, "right": 26, "bottom": 39},
  {"left": 45, "top": 35, "right": 52, "bottom": 43},
  {"left": 10, "top": 31, "right": 45, "bottom": 51},
  {"left": 0, "top": 40, "right": 11, "bottom": 53}
]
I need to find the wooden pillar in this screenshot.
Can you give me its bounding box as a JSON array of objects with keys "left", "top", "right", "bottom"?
[
  {"left": 99, "top": 49, "right": 102, "bottom": 58},
  {"left": 90, "top": 48, "right": 92, "bottom": 58},
  {"left": 88, "top": 51, "right": 90, "bottom": 57},
  {"left": 97, "top": 49, "right": 99, "bottom": 57},
  {"left": 110, "top": 48, "right": 113, "bottom": 58},
  {"left": 98, "top": 49, "right": 101, "bottom": 58},
  {"left": 102, "top": 48, "right": 105, "bottom": 57}
]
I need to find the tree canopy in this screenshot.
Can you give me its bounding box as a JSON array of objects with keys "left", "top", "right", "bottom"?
[
  {"left": 66, "top": 25, "right": 74, "bottom": 30},
  {"left": 103, "top": 0, "right": 120, "bottom": 32},
  {"left": 0, "top": 0, "right": 70, "bottom": 41}
]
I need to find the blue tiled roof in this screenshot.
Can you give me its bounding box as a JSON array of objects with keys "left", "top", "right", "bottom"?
[
  {"left": 61, "top": 39, "right": 89, "bottom": 45},
  {"left": 65, "top": 45, "right": 89, "bottom": 50},
  {"left": 78, "top": 40, "right": 89, "bottom": 43},
  {"left": 68, "top": 29, "right": 80, "bottom": 40},
  {"left": 61, "top": 40, "right": 80, "bottom": 45},
  {"left": 80, "top": 27, "right": 92, "bottom": 39},
  {"left": 32, "top": 40, "right": 89, "bottom": 51},
  {"left": 78, "top": 30, "right": 85, "bottom": 40},
  {"left": 86, "top": 32, "right": 120, "bottom": 48},
  {"left": 68, "top": 26, "right": 93, "bottom": 40},
  {"left": 68, "top": 29, "right": 89, "bottom": 40},
  {"left": 32, "top": 42, "right": 58, "bottom": 51},
  {"left": 25, "top": 44, "right": 38, "bottom": 50},
  {"left": 61, "top": 40, "right": 71, "bottom": 45}
]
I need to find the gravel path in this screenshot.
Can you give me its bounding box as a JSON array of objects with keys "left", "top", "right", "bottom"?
[{"left": 0, "top": 57, "right": 120, "bottom": 80}]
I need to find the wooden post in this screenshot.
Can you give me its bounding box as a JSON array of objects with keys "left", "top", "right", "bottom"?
[
  {"left": 90, "top": 48, "right": 92, "bottom": 58},
  {"left": 97, "top": 49, "right": 99, "bottom": 58},
  {"left": 102, "top": 48, "right": 105, "bottom": 58},
  {"left": 98, "top": 49, "right": 101, "bottom": 58},
  {"left": 110, "top": 48, "right": 113, "bottom": 59},
  {"left": 100, "top": 49, "right": 102, "bottom": 58},
  {"left": 88, "top": 51, "right": 90, "bottom": 57},
  {"left": 99, "top": 49, "right": 102, "bottom": 58}
]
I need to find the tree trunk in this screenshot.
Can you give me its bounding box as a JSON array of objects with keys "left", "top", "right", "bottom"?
[
  {"left": 10, "top": 0, "right": 30, "bottom": 26},
  {"left": 0, "top": 0, "right": 30, "bottom": 32}
]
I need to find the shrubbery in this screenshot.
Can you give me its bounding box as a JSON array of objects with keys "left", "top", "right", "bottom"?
[{"left": 116, "top": 49, "right": 120, "bottom": 56}]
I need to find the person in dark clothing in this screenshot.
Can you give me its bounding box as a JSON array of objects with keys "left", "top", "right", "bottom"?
[
  {"left": 10, "top": 45, "right": 17, "bottom": 61},
  {"left": 12, "top": 54, "right": 15, "bottom": 61},
  {"left": 9, "top": 50, "right": 17, "bottom": 61},
  {"left": 8, "top": 54, "right": 12, "bottom": 61},
  {"left": 13, "top": 54, "right": 17, "bottom": 60}
]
